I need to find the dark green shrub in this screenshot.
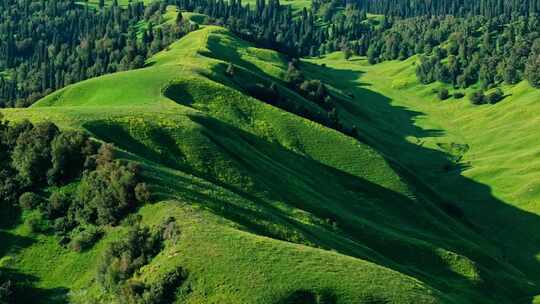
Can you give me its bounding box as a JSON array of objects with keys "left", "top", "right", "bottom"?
[
  {"left": 135, "top": 183, "right": 151, "bottom": 203},
  {"left": 279, "top": 289, "right": 337, "bottom": 304},
  {"left": 141, "top": 268, "right": 188, "bottom": 304},
  {"left": 48, "top": 191, "right": 71, "bottom": 218},
  {"left": 53, "top": 217, "right": 72, "bottom": 235},
  {"left": 486, "top": 88, "right": 504, "bottom": 104},
  {"left": 25, "top": 211, "right": 49, "bottom": 233},
  {"left": 453, "top": 92, "right": 465, "bottom": 99},
  {"left": 11, "top": 122, "right": 59, "bottom": 187},
  {"left": 19, "top": 192, "right": 42, "bottom": 210},
  {"left": 245, "top": 83, "right": 281, "bottom": 105},
  {"left": 469, "top": 90, "right": 485, "bottom": 105},
  {"left": 47, "top": 131, "right": 94, "bottom": 185},
  {"left": 119, "top": 268, "right": 188, "bottom": 304},
  {"left": 69, "top": 225, "right": 102, "bottom": 252},
  {"left": 72, "top": 158, "right": 139, "bottom": 226},
  {"left": 97, "top": 226, "right": 162, "bottom": 291},
  {"left": 437, "top": 88, "right": 449, "bottom": 100}
]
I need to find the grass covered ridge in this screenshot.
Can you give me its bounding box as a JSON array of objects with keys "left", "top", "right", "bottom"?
[{"left": 1, "top": 26, "right": 538, "bottom": 303}]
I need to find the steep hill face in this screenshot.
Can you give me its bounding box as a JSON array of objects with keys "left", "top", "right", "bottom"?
[{"left": 1, "top": 26, "right": 538, "bottom": 303}]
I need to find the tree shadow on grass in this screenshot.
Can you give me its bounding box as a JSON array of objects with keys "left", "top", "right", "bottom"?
[
  {"left": 0, "top": 205, "right": 22, "bottom": 230},
  {"left": 300, "top": 60, "right": 540, "bottom": 303},
  {"left": 1, "top": 268, "right": 68, "bottom": 304},
  {"left": 0, "top": 231, "right": 34, "bottom": 258},
  {"left": 201, "top": 31, "right": 290, "bottom": 83},
  {"left": 0, "top": 232, "right": 69, "bottom": 303}
]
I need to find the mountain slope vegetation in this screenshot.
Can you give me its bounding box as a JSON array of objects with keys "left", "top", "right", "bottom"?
[
  {"left": 1, "top": 22, "right": 540, "bottom": 303},
  {"left": 305, "top": 52, "right": 540, "bottom": 285}
]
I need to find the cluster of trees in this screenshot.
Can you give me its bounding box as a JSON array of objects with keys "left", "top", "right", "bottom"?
[
  {"left": 469, "top": 88, "right": 504, "bottom": 105},
  {"left": 168, "top": 0, "right": 540, "bottom": 91},
  {"left": 227, "top": 60, "right": 357, "bottom": 138},
  {"left": 322, "top": 0, "right": 540, "bottom": 90},
  {"left": 407, "top": 15, "right": 540, "bottom": 90},
  {"left": 0, "top": 115, "right": 151, "bottom": 251},
  {"left": 97, "top": 218, "right": 185, "bottom": 303},
  {"left": 2, "top": 0, "right": 540, "bottom": 109},
  {"left": 285, "top": 61, "right": 352, "bottom": 133},
  {"left": 356, "top": 0, "right": 540, "bottom": 18},
  {"left": 0, "top": 117, "right": 86, "bottom": 206},
  {"left": 0, "top": 0, "right": 196, "bottom": 108},
  {"left": 166, "top": 0, "right": 374, "bottom": 57}
]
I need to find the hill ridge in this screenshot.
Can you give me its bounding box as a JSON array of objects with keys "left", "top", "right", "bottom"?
[{"left": 0, "top": 25, "right": 537, "bottom": 303}]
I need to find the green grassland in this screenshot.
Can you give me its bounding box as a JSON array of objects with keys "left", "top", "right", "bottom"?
[
  {"left": 305, "top": 52, "right": 540, "bottom": 299},
  {"left": 1, "top": 25, "right": 540, "bottom": 303}
]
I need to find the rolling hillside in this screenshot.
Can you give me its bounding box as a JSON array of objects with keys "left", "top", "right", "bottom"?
[
  {"left": 1, "top": 24, "right": 539, "bottom": 304},
  {"left": 305, "top": 53, "right": 540, "bottom": 286}
]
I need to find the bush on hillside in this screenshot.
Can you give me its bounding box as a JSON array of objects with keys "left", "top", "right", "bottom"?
[
  {"left": 25, "top": 211, "right": 50, "bottom": 233},
  {"left": 453, "top": 92, "right": 465, "bottom": 99},
  {"left": 47, "top": 191, "right": 71, "bottom": 219},
  {"left": 245, "top": 83, "right": 281, "bottom": 105},
  {"left": 69, "top": 225, "right": 102, "bottom": 252},
  {"left": 469, "top": 91, "right": 485, "bottom": 105},
  {"left": 19, "top": 192, "right": 43, "bottom": 210},
  {"left": 486, "top": 88, "right": 504, "bottom": 104},
  {"left": 47, "top": 131, "right": 96, "bottom": 185},
  {"left": 123, "top": 268, "right": 188, "bottom": 304},
  {"left": 286, "top": 62, "right": 304, "bottom": 87},
  {"left": 135, "top": 183, "right": 152, "bottom": 203},
  {"left": 11, "top": 122, "right": 59, "bottom": 187},
  {"left": 437, "top": 88, "right": 450, "bottom": 100},
  {"left": 97, "top": 225, "right": 163, "bottom": 292},
  {"left": 158, "top": 217, "right": 182, "bottom": 244}
]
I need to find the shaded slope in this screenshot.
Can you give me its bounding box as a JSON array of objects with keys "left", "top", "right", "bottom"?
[{"left": 305, "top": 52, "right": 540, "bottom": 301}]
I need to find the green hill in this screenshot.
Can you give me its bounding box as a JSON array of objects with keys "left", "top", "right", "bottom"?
[
  {"left": 1, "top": 25, "right": 539, "bottom": 304},
  {"left": 305, "top": 53, "right": 540, "bottom": 285}
]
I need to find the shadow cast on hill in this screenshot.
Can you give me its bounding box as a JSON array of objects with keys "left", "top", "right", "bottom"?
[
  {"left": 74, "top": 34, "right": 540, "bottom": 301},
  {"left": 300, "top": 60, "right": 540, "bottom": 303},
  {"left": 105, "top": 103, "right": 534, "bottom": 303},
  {"left": 0, "top": 231, "right": 68, "bottom": 303},
  {"left": 0, "top": 267, "right": 68, "bottom": 304},
  {"left": 97, "top": 45, "right": 540, "bottom": 301},
  {"left": 201, "top": 30, "right": 290, "bottom": 83}
]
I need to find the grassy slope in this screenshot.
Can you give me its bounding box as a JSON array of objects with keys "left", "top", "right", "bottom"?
[
  {"left": 0, "top": 27, "right": 535, "bottom": 303},
  {"left": 306, "top": 52, "right": 540, "bottom": 300}
]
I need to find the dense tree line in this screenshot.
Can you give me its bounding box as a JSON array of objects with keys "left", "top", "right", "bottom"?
[
  {"left": 164, "top": 0, "right": 374, "bottom": 57},
  {"left": 3, "top": 0, "right": 539, "bottom": 109},
  {"left": 0, "top": 115, "right": 151, "bottom": 251},
  {"left": 0, "top": 0, "right": 195, "bottom": 108},
  {"left": 407, "top": 15, "right": 540, "bottom": 90},
  {"left": 355, "top": 0, "right": 540, "bottom": 19},
  {"left": 166, "top": 0, "right": 540, "bottom": 91}
]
